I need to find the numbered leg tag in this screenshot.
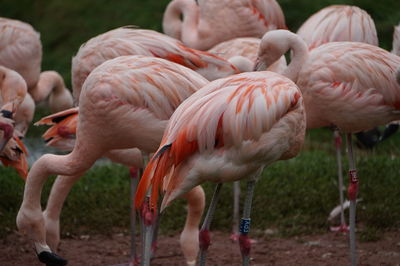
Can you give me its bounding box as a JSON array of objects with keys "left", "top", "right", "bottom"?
[{"left": 240, "top": 218, "right": 251, "bottom": 234}]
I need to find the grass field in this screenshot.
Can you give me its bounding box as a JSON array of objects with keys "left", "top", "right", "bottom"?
[
  {"left": 1, "top": 0, "right": 400, "bottom": 243},
  {"left": 1, "top": 127, "right": 399, "bottom": 241}
]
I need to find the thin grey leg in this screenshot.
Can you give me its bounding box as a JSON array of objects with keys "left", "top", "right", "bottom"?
[
  {"left": 346, "top": 134, "right": 358, "bottom": 266},
  {"left": 130, "top": 167, "right": 140, "bottom": 265},
  {"left": 231, "top": 181, "right": 241, "bottom": 240},
  {"left": 332, "top": 129, "right": 348, "bottom": 232},
  {"left": 198, "top": 183, "right": 223, "bottom": 266},
  {"left": 239, "top": 180, "right": 256, "bottom": 266}
]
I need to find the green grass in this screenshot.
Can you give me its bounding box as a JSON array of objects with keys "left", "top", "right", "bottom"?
[{"left": 2, "top": 129, "right": 400, "bottom": 241}]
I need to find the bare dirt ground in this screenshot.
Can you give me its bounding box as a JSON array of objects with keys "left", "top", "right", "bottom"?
[{"left": 1, "top": 230, "right": 399, "bottom": 266}]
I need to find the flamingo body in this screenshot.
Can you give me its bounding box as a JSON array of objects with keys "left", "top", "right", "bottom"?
[
  {"left": 0, "top": 17, "right": 42, "bottom": 90},
  {"left": 135, "top": 71, "right": 306, "bottom": 211},
  {"left": 297, "top": 5, "right": 378, "bottom": 50},
  {"left": 297, "top": 42, "right": 400, "bottom": 132},
  {"left": 72, "top": 27, "right": 239, "bottom": 103}
]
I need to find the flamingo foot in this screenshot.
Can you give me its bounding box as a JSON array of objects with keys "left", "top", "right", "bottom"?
[
  {"left": 230, "top": 232, "right": 258, "bottom": 244},
  {"left": 199, "top": 229, "right": 211, "bottom": 251},
  {"left": 239, "top": 234, "right": 252, "bottom": 259},
  {"left": 230, "top": 232, "right": 239, "bottom": 242},
  {"left": 330, "top": 223, "right": 349, "bottom": 233},
  {"left": 150, "top": 240, "right": 158, "bottom": 259},
  {"left": 128, "top": 255, "right": 140, "bottom": 266},
  {"left": 37, "top": 251, "right": 67, "bottom": 266}
]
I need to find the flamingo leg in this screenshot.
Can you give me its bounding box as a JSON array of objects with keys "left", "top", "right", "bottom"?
[
  {"left": 230, "top": 181, "right": 241, "bottom": 241},
  {"left": 346, "top": 134, "right": 358, "bottom": 266},
  {"left": 43, "top": 173, "right": 85, "bottom": 251},
  {"left": 198, "top": 183, "right": 223, "bottom": 266},
  {"left": 150, "top": 208, "right": 161, "bottom": 259},
  {"left": 330, "top": 129, "right": 349, "bottom": 232},
  {"left": 239, "top": 180, "right": 256, "bottom": 266},
  {"left": 129, "top": 167, "right": 140, "bottom": 265},
  {"left": 139, "top": 194, "right": 157, "bottom": 266}
]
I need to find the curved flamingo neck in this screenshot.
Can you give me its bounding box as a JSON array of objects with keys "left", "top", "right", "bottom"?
[
  {"left": 283, "top": 33, "right": 309, "bottom": 82},
  {"left": 163, "top": 0, "right": 199, "bottom": 41},
  {"left": 31, "top": 71, "right": 65, "bottom": 102}
]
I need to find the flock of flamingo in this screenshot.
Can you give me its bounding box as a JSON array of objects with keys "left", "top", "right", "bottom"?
[{"left": 0, "top": 0, "right": 399, "bottom": 265}]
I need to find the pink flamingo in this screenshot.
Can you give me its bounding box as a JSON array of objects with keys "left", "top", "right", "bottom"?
[
  {"left": 45, "top": 26, "right": 242, "bottom": 145},
  {"left": 296, "top": 4, "right": 379, "bottom": 232},
  {"left": 0, "top": 66, "right": 30, "bottom": 178},
  {"left": 297, "top": 5, "right": 378, "bottom": 50},
  {"left": 16, "top": 55, "right": 211, "bottom": 266},
  {"left": 208, "top": 36, "right": 287, "bottom": 240},
  {"left": 0, "top": 17, "right": 73, "bottom": 112},
  {"left": 0, "top": 66, "right": 28, "bottom": 151},
  {"left": 162, "top": 0, "right": 286, "bottom": 50},
  {"left": 135, "top": 71, "right": 306, "bottom": 265},
  {"left": 255, "top": 29, "right": 400, "bottom": 266}
]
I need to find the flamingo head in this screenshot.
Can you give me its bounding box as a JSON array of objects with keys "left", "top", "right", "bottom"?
[{"left": 254, "top": 30, "right": 297, "bottom": 71}]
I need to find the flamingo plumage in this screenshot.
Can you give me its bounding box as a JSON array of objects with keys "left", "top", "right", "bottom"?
[
  {"left": 71, "top": 26, "right": 240, "bottom": 104},
  {"left": 296, "top": 5, "right": 378, "bottom": 50},
  {"left": 296, "top": 4, "right": 379, "bottom": 232},
  {"left": 17, "top": 55, "right": 212, "bottom": 266},
  {"left": 0, "top": 17, "right": 73, "bottom": 113},
  {"left": 255, "top": 29, "right": 400, "bottom": 266},
  {"left": 162, "top": 0, "right": 286, "bottom": 50},
  {"left": 41, "top": 26, "right": 242, "bottom": 150},
  {"left": 135, "top": 71, "right": 306, "bottom": 265}
]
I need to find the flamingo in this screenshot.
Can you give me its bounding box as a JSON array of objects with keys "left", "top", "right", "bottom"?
[
  {"left": 296, "top": 5, "right": 378, "bottom": 50},
  {"left": 42, "top": 25, "right": 244, "bottom": 146},
  {"left": 162, "top": 0, "right": 286, "bottom": 50},
  {"left": 296, "top": 4, "right": 379, "bottom": 233},
  {"left": 134, "top": 71, "right": 306, "bottom": 265},
  {"left": 0, "top": 66, "right": 30, "bottom": 178},
  {"left": 16, "top": 55, "right": 213, "bottom": 266},
  {"left": 254, "top": 29, "right": 400, "bottom": 266},
  {"left": 0, "top": 66, "right": 28, "bottom": 152},
  {"left": 0, "top": 17, "right": 73, "bottom": 112},
  {"left": 207, "top": 36, "right": 287, "bottom": 240}
]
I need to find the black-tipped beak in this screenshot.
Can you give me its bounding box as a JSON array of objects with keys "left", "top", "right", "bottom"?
[{"left": 253, "top": 58, "right": 265, "bottom": 72}]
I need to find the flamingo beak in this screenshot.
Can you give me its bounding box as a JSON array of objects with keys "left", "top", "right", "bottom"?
[
  {"left": 253, "top": 58, "right": 266, "bottom": 72},
  {"left": 0, "top": 122, "right": 13, "bottom": 153}
]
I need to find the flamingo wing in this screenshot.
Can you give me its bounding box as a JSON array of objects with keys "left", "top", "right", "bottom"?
[{"left": 135, "top": 71, "right": 303, "bottom": 211}]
